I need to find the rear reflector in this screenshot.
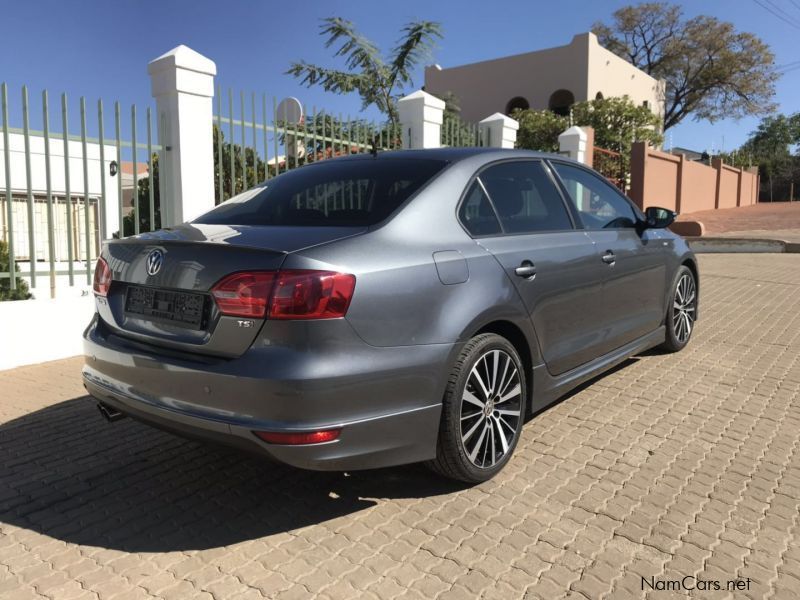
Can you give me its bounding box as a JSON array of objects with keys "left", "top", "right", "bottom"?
[
  {"left": 254, "top": 429, "right": 341, "bottom": 445},
  {"left": 93, "top": 257, "right": 112, "bottom": 297},
  {"left": 210, "top": 270, "right": 356, "bottom": 320}
]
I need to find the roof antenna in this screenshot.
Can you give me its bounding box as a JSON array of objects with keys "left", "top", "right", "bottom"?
[{"left": 370, "top": 136, "right": 379, "bottom": 157}]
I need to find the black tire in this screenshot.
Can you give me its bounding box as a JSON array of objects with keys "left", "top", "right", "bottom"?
[
  {"left": 659, "top": 265, "right": 697, "bottom": 353},
  {"left": 427, "top": 333, "right": 526, "bottom": 483}
]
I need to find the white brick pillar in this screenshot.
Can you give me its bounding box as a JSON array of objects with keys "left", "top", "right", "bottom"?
[
  {"left": 148, "top": 45, "right": 216, "bottom": 226},
  {"left": 478, "top": 113, "right": 519, "bottom": 148},
  {"left": 397, "top": 90, "right": 445, "bottom": 149},
  {"left": 558, "top": 125, "right": 590, "bottom": 165}
]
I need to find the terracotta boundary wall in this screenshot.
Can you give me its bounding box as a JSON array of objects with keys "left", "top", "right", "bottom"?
[{"left": 627, "top": 142, "right": 759, "bottom": 214}]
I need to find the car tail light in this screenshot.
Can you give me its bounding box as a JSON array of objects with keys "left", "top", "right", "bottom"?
[
  {"left": 210, "top": 270, "right": 356, "bottom": 320},
  {"left": 211, "top": 271, "right": 276, "bottom": 318},
  {"left": 269, "top": 270, "right": 356, "bottom": 320},
  {"left": 254, "top": 428, "right": 341, "bottom": 445},
  {"left": 93, "top": 257, "right": 112, "bottom": 297}
]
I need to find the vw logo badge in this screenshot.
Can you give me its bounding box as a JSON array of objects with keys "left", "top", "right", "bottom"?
[{"left": 145, "top": 249, "right": 164, "bottom": 276}]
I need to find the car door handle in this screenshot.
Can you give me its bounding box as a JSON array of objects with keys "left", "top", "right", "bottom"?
[
  {"left": 514, "top": 261, "right": 537, "bottom": 279},
  {"left": 601, "top": 251, "right": 616, "bottom": 265}
]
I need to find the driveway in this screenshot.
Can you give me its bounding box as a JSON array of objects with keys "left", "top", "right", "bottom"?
[{"left": 1, "top": 254, "right": 799, "bottom": 600}]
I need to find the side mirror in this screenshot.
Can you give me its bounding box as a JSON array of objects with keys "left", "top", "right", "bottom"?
[{"left": 644, "top": 206, "right": 677, "bottom": 229}]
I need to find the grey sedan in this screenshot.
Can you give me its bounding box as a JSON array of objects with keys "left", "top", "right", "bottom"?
[{"left": 83, "top": 148, "right": 698, "bottom": 483}]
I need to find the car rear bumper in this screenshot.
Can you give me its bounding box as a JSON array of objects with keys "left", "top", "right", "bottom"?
[{"left": 82, "top": 316, "right": 453, "bottom": 471}]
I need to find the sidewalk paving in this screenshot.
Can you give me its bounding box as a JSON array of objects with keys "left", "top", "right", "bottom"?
[{"left": 1, "top": 254, "right": 800, "bottom": 599}]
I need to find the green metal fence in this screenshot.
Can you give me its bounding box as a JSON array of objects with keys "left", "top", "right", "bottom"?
[
  {"left": 213, "top": 87, "right": 402, "bottom": 204},
  {"left": 440, "top": 116, "right": 485, "bottom": 148},
  {"left": 0, "top": 82, "right": 160, "bottom": 296},
  {"left": 1, "top": 83, "right": 407, "bottom": 297}
]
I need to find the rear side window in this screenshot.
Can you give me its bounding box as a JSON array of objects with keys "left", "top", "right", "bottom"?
[
  {"left": 195, "top": 158, "right": 448, "bottom": 227},
  {"left": 479, "top": 161, "right": 572, "bottom": 234},
  {"left": 459, "top": 181, "right": 502, "bottom": 236}
]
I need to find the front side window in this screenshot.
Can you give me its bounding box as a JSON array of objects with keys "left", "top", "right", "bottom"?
[
  {"left": 195, "top": 158, "right": 448, "bottom": 227},
  {"left": 478, "top": 161, "right": 573, "bottom": 234},
  {"left": 551, "top": 162, "right": 638, "bottom": 229}
]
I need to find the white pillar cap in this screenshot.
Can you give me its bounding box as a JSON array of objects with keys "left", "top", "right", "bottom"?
[
  {"left": 479, "top": 112, "right": 520, "bottom": 131},
  {"left": 148, "top": 45, "right": 217, "bottom": 98},
  {"left": 398, "top": 89, "right": 446, "bottom": 110},
  {"left": 558, "top": 125, "right": 588, "bottom": 143}
]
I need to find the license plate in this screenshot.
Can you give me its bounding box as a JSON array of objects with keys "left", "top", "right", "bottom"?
[{"left": 125, "top": 285, "right": 206, "bottom": 329}]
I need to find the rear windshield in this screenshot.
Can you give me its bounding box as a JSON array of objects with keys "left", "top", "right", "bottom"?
[{"left": 194, "top": 158, "right": 448, "bottom": 227}]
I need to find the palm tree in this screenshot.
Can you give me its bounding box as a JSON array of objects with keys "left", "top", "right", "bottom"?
[{"left": 286, "top": 17, "right": 442, "bottom": 130}]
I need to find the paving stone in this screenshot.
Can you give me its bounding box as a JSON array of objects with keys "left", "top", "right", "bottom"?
[{"left": 1, "top": 254, "right": 800, "bottom": 599}]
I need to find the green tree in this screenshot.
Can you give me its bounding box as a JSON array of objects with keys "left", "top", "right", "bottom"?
[
  {"left": 511, "top": 109, "right": 568, "bottom": 152},
  {"left": 572, "top": 96, "right": 663, "bottom": 152},
  {"left": 119, "top": 126, "right": 268, "bottom": 236},
  {"left": 0, "top": 240, "right": 32, "bottom": 301},
  {"left": 287, "top": 17, "right": 442, "bottom": 129},
  {"left": 214, "top": 125, "right": 266, "bottom": 203},
  {"left": 736, "top": 113, "right": 800, "bottom": 201},
  {"left": 515, "top": 96, "right": 662, "bottom": 190},
  {"left": 123, "top": 153, "right": 160, "bottom": 236},
  {"left": 592, "top": 2, "right": 778, "bottom": 130},
  {"left": 572, "top": 95, "right": 663, "bottom": 179},
  {"left": 515, "top": 96, "right": 662, "bottom": 153}
]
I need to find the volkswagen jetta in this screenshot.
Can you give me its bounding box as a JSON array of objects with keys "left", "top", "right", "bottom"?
[{"left": 83, "top": 148, "right": 698, "bottom": 482}]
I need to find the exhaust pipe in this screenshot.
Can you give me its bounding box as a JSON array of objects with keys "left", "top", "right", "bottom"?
[{"left": 97, "top": 402, "right": 126, "bottom": 423}]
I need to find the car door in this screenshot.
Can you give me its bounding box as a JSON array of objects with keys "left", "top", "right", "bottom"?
[
  {"left": 459, "top": 159, "right": 606, "bottom": 375},
  {"left": 549, "top": 161, "right": 668, "bottom": 354}
]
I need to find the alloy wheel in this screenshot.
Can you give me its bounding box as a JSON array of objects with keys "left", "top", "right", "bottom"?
[
  {"left": 673, "top": 273, "right": 696, "bottom": 344},
  {"left": 459, "top": 349, "right": 523, "bottom": 468}
]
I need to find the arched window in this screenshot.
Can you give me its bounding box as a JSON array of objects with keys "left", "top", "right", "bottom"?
[
  {"left": 595, "top": 91, "right": 604, "bottom": 100},
  {"left": 505, "top": 96, "right": 529, "bottom": 115},
  {"left": 548, "top": 89, "right": 575, "bottom": 116}
]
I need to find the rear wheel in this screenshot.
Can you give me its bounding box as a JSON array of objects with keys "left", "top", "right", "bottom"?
[
  {"left": 427, "top": 334, "right": 526, "bottom": 483},
  {"left": 660, "top": 266, "right": 697, "bottom": 353}
]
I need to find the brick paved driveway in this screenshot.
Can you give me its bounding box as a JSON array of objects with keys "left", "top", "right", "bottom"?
[{"left": 2, "top": 254, "right": 799, "bottom": 600}]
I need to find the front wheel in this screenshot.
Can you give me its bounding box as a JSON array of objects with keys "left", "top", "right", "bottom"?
[
  {"left": 660, "top": 266, "right": 697, "bottom": 353},
  {"left": 427, "top": 333, "right": 526, "bottom": 483}
]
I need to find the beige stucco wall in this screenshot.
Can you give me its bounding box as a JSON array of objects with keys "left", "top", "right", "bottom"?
[
  {"left": 629, "top": 143, "right": 760, "bottom": 214},
  {"left": 643, "top": 152, "right": 680, "bottom": 212},
  {"left": 718, "top": 166, "right": 739, "bottom": 210},
  {"left": 681, "top": 160, "right": 717, "bottom": 213},
  {"left": 424, "top": 32, "right": 663, "bottom": 123},
  {"left": 586, "top": 35, "right": 664, "bottom": 120}
]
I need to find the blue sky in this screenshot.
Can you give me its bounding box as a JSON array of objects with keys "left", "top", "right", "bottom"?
[{"left": 0, "top": 0, "right": 795, "bottom": 154}]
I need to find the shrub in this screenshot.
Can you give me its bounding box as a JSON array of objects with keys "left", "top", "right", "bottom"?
[
  {"left": 0, "top": 240, "right": 32, "bottom": 301},
  {"left": 512, "top": 108, "right": 568, "bottom": 152}
]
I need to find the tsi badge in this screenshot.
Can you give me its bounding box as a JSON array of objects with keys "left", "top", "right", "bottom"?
[
  {"left": 237, "top": 320, "right": 255, "bottom": 328},
  {"left": 145, "top": 249, "right": 164, "bottom": 276}
]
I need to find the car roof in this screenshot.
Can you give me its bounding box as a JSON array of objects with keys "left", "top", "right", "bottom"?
[{"left": 318, "top": 147, "right": 581, "bottom": 166}]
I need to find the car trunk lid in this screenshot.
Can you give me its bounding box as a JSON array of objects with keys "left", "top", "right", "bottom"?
[{"left": 97, "top": 222, "right": 365, "bottom": 357}]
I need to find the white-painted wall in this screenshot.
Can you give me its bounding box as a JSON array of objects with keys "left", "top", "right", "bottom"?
[
  {"left": 0, "top": 132, "right": 120, "bottom": 241},
  {"left": 0, "top": 293, "right": 95, "bottom": 371}
]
